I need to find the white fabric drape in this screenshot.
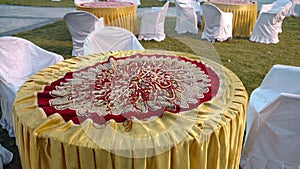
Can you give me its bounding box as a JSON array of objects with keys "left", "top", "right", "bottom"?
[
  {"left": 0, "top": 144, "right": 13, "bottom": 169},
  {"left": 64, "top": 11, "right": 104, "bottom": 56},
  {"left": 201, "top": 3, "right": 233, "bottom": 42},
  {"left": 240, "top": 64, "right": 300, "bottom": 169},
  {"left": 83, "top": 26, "right": 144, "bottom": 55},
  {"left": 0, "top": 36, "right": 64, "bottom": 137},
  {"left": 138, "top": 1, "right": 169, "bottom": 41},
  {"left": 249, "top": 0, "right": 292, "bottom": 44},
  {"left": 174, "top": 0, "right": 199, "bottom": 34}
]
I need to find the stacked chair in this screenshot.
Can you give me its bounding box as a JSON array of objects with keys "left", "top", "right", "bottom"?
[
  {"left": 138, "top": 1, "right": 170, "bottom": 42},
  {"left": 249, "top": 0, "right": 292, "bottom": 44},
  {"left": 240, "top": 64, "right": 300, "bottom": 169},
  {"left": 201, "top": 3, "right": 233, "bottom": 42},
  {"left": 0, "top": 36, "right": 64, "bottom": 137}
]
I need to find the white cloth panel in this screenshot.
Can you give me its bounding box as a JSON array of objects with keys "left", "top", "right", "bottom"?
[
  {"left": 0, "top": 144, "right": 13, "bottom": 168},
  {"left": 83, "top": 26, "right": 144, "bottom": 55},
  {"left": 64, "top": 11, "right": 104, "bottom": 56},
  {"left": 240, "top": 93, "right": 300, "bottom": 169},
  {"left": 111, "top": 0, "right": 141, "bottom": 6},
  {"left": 243, "top": 64, "right": 300, "bottom": 138},
  {"left": 249, "top": 0, "right": 292, "bottom": 44},
  {"left": 138, "top": 1, "right": 169, "bottom": 41},
  {"left": 289, "top": 0, "right": 300, "bottom": 16},
  {"left": 201, "top": 3, "right": 233, "bottom": 42},
  {"left": 0, "top": 36, "right": 64, "bottom": 137},
  {"left": 74, "top": 0, "right": 96, "bottom": 5},
  {"left": 174, "top": 0, "right": 199, "bottom": 34}
]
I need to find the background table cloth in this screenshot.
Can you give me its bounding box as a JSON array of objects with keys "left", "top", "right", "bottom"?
[
  {"left": 13, "top": 50, "right": 248, "bottom": 169},
  {"left": 76, "top": 1, "right": 137, "bottom": 34},
  {"left": 203, "top": 1, "right": 257, "bottom": 37}
]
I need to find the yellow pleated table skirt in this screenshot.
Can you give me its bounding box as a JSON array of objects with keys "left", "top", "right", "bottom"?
[
  {"left": 76, "top": 2, "right": 137, "bottom": 34},
  {"left": 13, "top": 50, "right": 248, "bottom": 169}
]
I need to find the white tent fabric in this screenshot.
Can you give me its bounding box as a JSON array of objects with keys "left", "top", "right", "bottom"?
[
  {"left": 240, "top": 93, "right": 300, "bottom": 169},
  {"left": 138, "top": 1, "right": 169, "bottom": 42},
  {"left": 0, "top": 36, "right": 64, "bottom": 137},
  {"left": 249, "top": 0, "right": 292, "bottom": 44},
  {"left": 174, "top": 0, "right": 199, "bottom": 34},
  {"left": 64, "top": 11, "right": 105, "bottom": 56},
  {"left": 201, "top": 3, "right": 233, "bottom": 42},
  {"left": 83, "top": 26, "right": 144, "bottom": 55},
  {"left": 0, "top": 144, "right": 13, "bottom": 169}
]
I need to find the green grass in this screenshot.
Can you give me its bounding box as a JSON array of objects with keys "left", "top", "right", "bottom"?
[
  {"left": 0, "top": 1, "right": 300, "bottom": 169},
  {"left": 15, "top": 16, "right": 300, "bottom": 93}
]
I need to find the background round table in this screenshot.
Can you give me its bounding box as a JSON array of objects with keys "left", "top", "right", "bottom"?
[
  {"left": 203, "top": 1, "right": 258, "bottom": 37},
  {"left": 76, "top": 1, "right": 137, "bottom": 34},
  {"left": 13, "top": 50, "right": 248, "bottom": 169}
]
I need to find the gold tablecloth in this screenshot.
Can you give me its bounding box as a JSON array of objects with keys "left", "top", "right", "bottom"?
[
  {"left": 203, "top": 2, "right": 258, "bottom": 37},
  {"left": 13, "top": 50, "right": 248, "bottom": 169},
  {"left": 76, "top": 1, "right": 137, "bottom": 34}
]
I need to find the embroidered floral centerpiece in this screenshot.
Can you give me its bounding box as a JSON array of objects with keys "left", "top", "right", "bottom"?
[{"left": 38, "top": 54, "right": 219, "bottom": 126}]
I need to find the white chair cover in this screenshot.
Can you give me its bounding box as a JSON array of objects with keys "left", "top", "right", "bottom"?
[
  {"left": 201, "top": 3, "right": 233, "bottom": 42},
  {"left": 249, "top": 0, "right": 292, "bottom": 44},
  {"left": 174, "top": 0, "right": 199, "bottom": 34},
  {"left": 74, "top": 0, "right": 97, "bottom": 5},
  {"left": 64, "top": 11, "right": 105, "bottom": 56},
  {"left": 240, "top": 93, "right": 300, "bottom": 169},
  {"left": 0, "top": 144, "right": 13, "bottom": 168},
  {"left": 110, "top": 0, "right": 141, "bottom": 6},
  {"left": 289, "top": 0, "right": 300, "bottom": 17},
  {"left": 138, "top": 1, "right": 169, "bottom": 42},
  {"left": 240, "top": 64, "right": 300, "bottom": 169},
  {"left": 0, "top": 36, "right": 64, "bottom": 137},
  {"left": 83, "top": 26, "right": 144, "bottom": 55}
]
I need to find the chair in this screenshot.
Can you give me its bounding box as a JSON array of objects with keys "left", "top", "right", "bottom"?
[
  {"left": 0, "top": 36, "right": 64, "bottom": 137},
  {"left": 64, "top": 11, "right": 105, "bottom": 56},
  {"left": 201, "top": 3, "right": 233, "bottom": 42},
  {"left": 289, "top": 0, "right": 300, "bottom": 17},
  {"left": 109, "top": 0, "right": 141, "bottom": 6},
  {"left": 138, "top": 1, "right": 169, "bottom": 42},
  {"left": 240, "top": 64, "right": 300, "bottom": 169},
  {"left": 249, "top": 0, "right": 292, "bottom": 44},
  {"left": 174, "top": 0, "right": 199, "bottom": 34},
  {"left": 74, "top": 0, "right": 97, "bottom": 5},
  {"left": 0, "top": 144, "right": 13, "bottom": 168},
  {"left": 83, "top": 26, "right": 144, "bottom": 55},
  {"left": 240, "top": 93, "right": 300, "bottom": 169}
]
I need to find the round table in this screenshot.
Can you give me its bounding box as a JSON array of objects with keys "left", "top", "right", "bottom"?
[
  {"left": 76, "top": 1, "right": 137, "bottom": 34},
  {"left": 13, "top": 50, "right": 248, "bottom": 169},
  {"left": 203, "top": 1, "right": 258, "bottom": 37}
]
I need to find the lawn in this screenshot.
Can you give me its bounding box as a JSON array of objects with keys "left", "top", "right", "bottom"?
[{"left": 0, "top": 1, "right": 300, "bottom": 169}]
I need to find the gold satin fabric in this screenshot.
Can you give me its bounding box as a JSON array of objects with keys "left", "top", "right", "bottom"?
[
  {"left": 13, "top": 50, "right": 248, "bottom": 169},
  {"left": 76, "top": 4, "right": 137, "bottom": 34},
  {"left": 202, "top": 3, "right": 258, "bottom": 37}
]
